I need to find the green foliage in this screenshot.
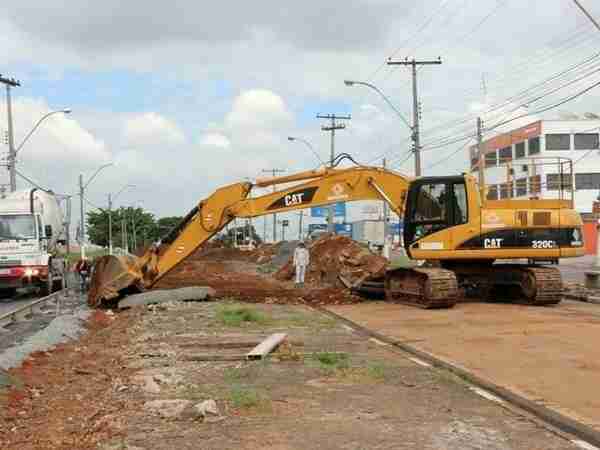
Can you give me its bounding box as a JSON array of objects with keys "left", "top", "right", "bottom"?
[
  {"left": 229, "top": 385, "right": 262, "bottom": 408},
  {"left": 314, "top": 351, "right": 350, "bottom": 370},
  {"left": 216, "top": 305, "right": 268, "bottom": 326},
  {"left": 86, "top": 207, "right": 183, "bottom": 251},
  {"left": 366, "top": 362, "right": 387, "bottom": 380}
]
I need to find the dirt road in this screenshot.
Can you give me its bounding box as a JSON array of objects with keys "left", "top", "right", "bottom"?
[{"left": 327, "top": 299, "right": 600, "bottom": 432}]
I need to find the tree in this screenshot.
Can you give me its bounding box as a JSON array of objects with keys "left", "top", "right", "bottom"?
[{"left": 87, "top": 207, "right": 155, "bottom": 251}]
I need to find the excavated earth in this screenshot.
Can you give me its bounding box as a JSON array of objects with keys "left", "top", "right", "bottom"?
[{"left": 153, "top": 235, "right": 386, "bottom": 306}]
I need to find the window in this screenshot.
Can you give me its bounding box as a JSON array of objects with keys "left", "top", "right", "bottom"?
[
  {"left": 574, "top": 133, "right": 599, "bottom": 150},
  {"left": 575, "top": 173, "right": 600, "bottom": 190},
  {"left": 487, "top": 185, "right": 498, "bottom": 200},
  {"left": 529, "top": 137, "right": 540, "bottom": 155},
  {"left": 500, "top": 182, "right": 513, "bottom": 199},
  {"left": 0, "top": 214, "right": 36, "bottom": 240},
  {"left": 545, "top": 133, "right": 570, "bottom": 150},
  {"left": 415, "top": 183, "right": 447, "bottom": 221},
  {"left": 499, "top": 146, "right": 512, "bottom": 163},
  {"left": 546, "top": 173, "right": 573, "bottom": 191},
  {"left": 530, "top": 175, "right": 541, "bottom": 193},
  {"left": 485, "top": 151, "right": 497, "bottom": 167},
  {"left": 515, "top": 142, "right": 526, "bottom": 159},
  {"left": 451, "top": 183, "right": 468, "bottom": 225},
  {"left": 516, "top": 178, "right": 527, "bottom": 196}
]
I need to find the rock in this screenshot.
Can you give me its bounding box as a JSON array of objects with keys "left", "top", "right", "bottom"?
[
  {"left": 119, "top": 286, "right": 217, "bottom": 309},
  {"left": 143, "top": 399, "right": 197, "bottom": 419},
  {"left": 195, "top": 399, "right": 220, "bottom": 417},
  {"left": 134, "top": 375, "right": 161, "bottom": 394}
]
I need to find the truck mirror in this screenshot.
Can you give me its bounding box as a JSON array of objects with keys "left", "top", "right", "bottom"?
[{"left": 45, "top": 225, "right": 53, "bottom": 238}]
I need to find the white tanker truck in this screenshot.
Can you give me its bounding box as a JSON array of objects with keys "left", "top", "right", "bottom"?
[{"left": 0, "top": 188, "right": 67, "bottom": 297}]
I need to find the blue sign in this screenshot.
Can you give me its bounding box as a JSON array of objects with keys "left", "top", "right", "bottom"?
[
  {"left": 311, "top": 202, "right": 346, "bottom": 218},
  {"left": 389, "top": 222, "right": 403, "bottom": 235},
  {"left": 308, "top": 224, "right": 328, "bottom": 234},
  {"left": 335, "top": 223, "right": 353, "bottom": 237}
]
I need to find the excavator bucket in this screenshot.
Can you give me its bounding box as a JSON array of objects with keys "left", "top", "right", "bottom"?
[{"left": 88, "top": 255, "right": 145, "bottom": 307}]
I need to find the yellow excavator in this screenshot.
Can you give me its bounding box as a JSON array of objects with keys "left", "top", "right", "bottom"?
[{"left": 89, "top": 157, "right": 584, "bottom": 309}]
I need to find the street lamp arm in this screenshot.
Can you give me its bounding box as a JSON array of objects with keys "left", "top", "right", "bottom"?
[
  {"left": 288, "top": 136, "right": 326, "bottom": 165},
  {"left": 344, "top": 80, "right": 412, "bottom": 130},
  {"left": 83, "top": 162, "right": 114, "bottom": 190},
  {"left": 112, "top": 184, "right": 136, "bottom": 202},
  {"left": 15, "top": 109, "right": 71, "bottom": 155}
]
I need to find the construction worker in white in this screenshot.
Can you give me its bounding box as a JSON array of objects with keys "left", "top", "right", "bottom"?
[{"left": 293, "top": 241, "right": 310, "bottom": 287}]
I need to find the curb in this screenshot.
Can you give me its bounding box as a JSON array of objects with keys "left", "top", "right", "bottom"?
[{"left": 314, "top": 305, "right": 600, "bottom": 448}]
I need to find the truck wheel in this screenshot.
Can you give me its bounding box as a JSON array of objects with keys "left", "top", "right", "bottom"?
[{"left": 0, "top": 288, "right": 17, "bottom": 299}]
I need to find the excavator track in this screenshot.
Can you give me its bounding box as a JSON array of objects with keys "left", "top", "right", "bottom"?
[
  {"left": 451, "top": 264, "right": 563, "bottom": 306},
  {"left": 385, "top": 267, "right": 458, "bottom": 309},
  {"left": 515, "top": 266, "right": 563, "bottom": 306}
]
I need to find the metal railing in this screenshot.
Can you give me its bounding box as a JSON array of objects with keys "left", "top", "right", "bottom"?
[{"left": 0, "top": 288, "right": 75, "bottom": 329}]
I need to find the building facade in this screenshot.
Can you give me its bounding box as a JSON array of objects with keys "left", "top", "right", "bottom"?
[{"left": 469, "top": 119, "right": 600, "bottom": 253}]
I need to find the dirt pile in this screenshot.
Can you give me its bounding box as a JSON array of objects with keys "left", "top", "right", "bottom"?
[{"left": 275, "top": 234, "right": 388, "bottom": 287}]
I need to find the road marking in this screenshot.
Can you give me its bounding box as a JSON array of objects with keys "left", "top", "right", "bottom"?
[
  {"left": 408, "top": 357, "right": 431, "bottom": 368},
  {"left": 470, "top": 387, "right": 504, "bottom": 404},
  {"left": 369, "top": 337, "right": 389, "bottom": 346},
  {"left": 572, "top": 440, "right": 600, "bottom": 450}
]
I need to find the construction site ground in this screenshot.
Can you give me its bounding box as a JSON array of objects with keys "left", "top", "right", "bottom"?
[
  {"left": 1, "top": 242, "right": 598, "bottom": 448},
  {"left": 327, "top": 299, "right": 600, "bottom": 433},
  {"left": 0, "top": 299, "right": 578, "bottom": 450}
]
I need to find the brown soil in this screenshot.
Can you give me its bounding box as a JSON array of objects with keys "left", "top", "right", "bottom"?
[
  {"left": 0, "top": 310, "right": 141, "bottom": 450},
  {"left": 276, "top": 234, "right": 387, "bottom": 287},
  {"left": 153, "top": 237, "right": 371, "bottom": 306}
]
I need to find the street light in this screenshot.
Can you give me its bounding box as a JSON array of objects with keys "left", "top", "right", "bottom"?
[
  {"left": 15, "top": 109, "right": 72, "bottom": 154},
  {"left": 108, "top": 184, "right": 135, "bottom": 255},
  {"left": 78, "top": 162, "right": 114, "bottom": 259},
  {"left": 344, "top": 80, "right": 412, "bottom": 130},
  {"left": 8, "top": 108, "right": 71, "bottom": 192},
  {"left": 287, "top": 136, "right": 326, "bottom": 166}
]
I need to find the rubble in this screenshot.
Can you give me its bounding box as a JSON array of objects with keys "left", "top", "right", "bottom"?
[
  {"left": 118, "top": 286, "right": 216, "bottom": 309},
  {"left": 143, "top": 399, "right": 199, "bottom": 420},
  {"left": 275, "top": 234, "right": 388, "bottom": 287}
]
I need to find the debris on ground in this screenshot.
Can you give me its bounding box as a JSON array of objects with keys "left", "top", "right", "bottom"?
[
  {"left": 118, "top": 286, "right": 216, "bottom": 309},
  {"left": 275, "top": 234, "right": 388, "bottom": 287}
]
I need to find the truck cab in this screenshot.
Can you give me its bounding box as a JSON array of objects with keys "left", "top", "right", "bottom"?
[{"left": 0, "top": 189, "right": 65, "bottom": 297}]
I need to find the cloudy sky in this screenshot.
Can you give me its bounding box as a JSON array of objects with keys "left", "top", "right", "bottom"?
[{"left": 1, "top": 0, "right": 600, "bottom": 239}]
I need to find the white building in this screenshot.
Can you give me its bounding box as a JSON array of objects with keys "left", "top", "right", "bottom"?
[{"left": 469, "top": 119, "right": 600, "bottom": 216}]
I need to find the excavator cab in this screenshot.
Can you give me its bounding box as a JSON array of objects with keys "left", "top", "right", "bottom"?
[{"left": 403, "top": 175, "right": 470, "bottom": 256}]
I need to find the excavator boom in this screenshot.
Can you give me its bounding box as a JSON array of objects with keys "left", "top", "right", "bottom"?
[{"left": 88, "top": 165, "right": 411, "bottom": 306}]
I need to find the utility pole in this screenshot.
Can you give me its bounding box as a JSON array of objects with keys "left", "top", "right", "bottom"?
[
  {"left": 572, "top": 0, "right": 600, "bottom": 32},
  {"left": 108, "top": 193, "right": 113, "bottom": 255},
  {"left": 131, "top": 212, "right": 137, "bottom": 253},
  {"left": 477, "top": 117, "right": 485, "bottom": 201},
  {"left": 387, "top": 57, "right": 442, "bottom": 177},
  {"left": 262, "top": 168, "right": 286, "bottom": 242},
  {"left": 79, "top": 174, "right": 86, "bottom": 258},
  {"left": 317, "top": 113, "right": 351, "bottom": 233},
  {"left": 0, "top": 75, "right": 21, "bottom": 192},
  {"left": 298, "top": 210, "right": 304, "bottom": 241}
]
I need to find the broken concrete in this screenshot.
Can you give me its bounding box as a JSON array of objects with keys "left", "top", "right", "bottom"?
[
  {"left": 119, "top": 286, "right": 216, "bottom": 309},
  {"left": 143, "top": 399, "right": 200, "bottom": 420}
]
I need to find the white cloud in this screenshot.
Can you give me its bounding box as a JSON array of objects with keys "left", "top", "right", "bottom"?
[
  {"left": 225, "top": 89, "right": 292, "bottom": 130},
  {"left": 123, "top": 112, "right": 185, "bottom": 146},
  {"left": 199, "top": 133, "right": 231, "bottom": 149}
]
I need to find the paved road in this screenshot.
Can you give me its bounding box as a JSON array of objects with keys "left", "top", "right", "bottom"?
[
  {"left": 0, "top": 291, "right": 39, "bottom": 316},
  {"left": 558, "top": 254, "right": 595, "bottom": 283}
]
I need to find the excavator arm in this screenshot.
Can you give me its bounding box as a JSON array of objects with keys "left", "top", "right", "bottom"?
[{"left": 88, "top": 165, "right": 412, "bottom": 306}]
